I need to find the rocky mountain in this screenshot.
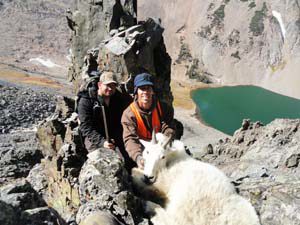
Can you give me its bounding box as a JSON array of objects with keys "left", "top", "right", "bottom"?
[
  {"left": 1, "top": 1, "right": 300, "bottom": 225},
  {"left": 0, "top": 0, "right": 74, "bottom": 80},
  {"left": 138, "top": 0, "right": 300, "bottom": 99}
]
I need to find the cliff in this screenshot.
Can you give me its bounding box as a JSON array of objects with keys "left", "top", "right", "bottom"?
[{"left": 138, "top": 0, "right": 300, "bottom": 99}]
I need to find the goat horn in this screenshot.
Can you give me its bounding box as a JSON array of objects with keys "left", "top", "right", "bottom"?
[
  {"left": 151, "top": 129, "right": 157, "bottom": 144},
  {"left": 162, "top": 135, "right": 172, "bottom": 149}
]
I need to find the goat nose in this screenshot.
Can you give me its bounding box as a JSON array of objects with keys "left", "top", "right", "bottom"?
[{"left": 143, "top": 175, "right": 154, "bottom": 184}]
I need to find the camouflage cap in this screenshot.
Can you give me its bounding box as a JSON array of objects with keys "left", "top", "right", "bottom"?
[{"left": 99, "top": 71, "right": 118, "bottom": 85}]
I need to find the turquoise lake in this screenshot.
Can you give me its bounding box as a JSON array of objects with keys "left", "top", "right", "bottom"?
[{"left": 191, "top": 86, "right": 300, "bottom": 135}]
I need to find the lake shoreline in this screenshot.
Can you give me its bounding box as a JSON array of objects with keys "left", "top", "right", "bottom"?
[
  {"left": 171, "top": 80, "right": 230, "bottom": 152},
  {"left": 171, "top": 79, "right": 223, "bottom": 129},
  {"left": 191, "top": 84, "right": 300, "bottom": 135}
]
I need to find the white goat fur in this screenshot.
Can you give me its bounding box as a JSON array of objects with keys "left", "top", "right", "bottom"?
[{"left": 133, "top": 133, "right": 260, "bottom": 225}]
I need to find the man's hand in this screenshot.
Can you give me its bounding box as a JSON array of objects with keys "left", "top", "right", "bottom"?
[
  {"left": 136, "top": 155, "right": 144, "bottom": 169},
  {"left": 103, "top": 139, "right": 115, "bottom": 150}
]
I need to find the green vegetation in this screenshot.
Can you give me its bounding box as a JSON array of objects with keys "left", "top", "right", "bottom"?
[
  {"left": 224, "top": 0, "right": 231, "bottom": 4},
  {"left": 248, "top": 2, "right": 256, "bottom": 9},
  {"left": 231, "top": 51, "right": 241, "bottom": 60},
  {"left": 270, "top": 60, "right": 287, "bottom": 73},
  {"left": 213, "top": 4, "right": 226, "bottom": 22},
  {"left": 296, "top": 19, "right": 300, "bottom": 30},
  {"left": 187, "top": 59, "right": 200, "bottom": 80},
  {"left": 186, "top": 59, "right": 212, "bottom": 83},
  {"left": 249, "top": 2, "right": 267, "bottom": 36},
  {"left": 176, "top": 42, "right": 192, "bottom": 63},
  {"left": 198, "top": 26, "right": 212, "bottom": 39},
  {"left": 240, "top": 0, "right": 248, "bottom": 2}
]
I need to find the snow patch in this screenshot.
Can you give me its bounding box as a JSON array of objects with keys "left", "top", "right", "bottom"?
[
  {"left": 272, "top": 10, "right": 286, "bottom": 39},
  {"left": 29, "top": 57, "right": 62, "bottom": 68}
]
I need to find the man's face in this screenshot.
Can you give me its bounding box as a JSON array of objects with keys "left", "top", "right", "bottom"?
[
  {"left": 98, "top": 82, "right": 117, "bottom": 97},
  {"left": 137, "top": 85, "right": 154, "bottom": 108}
]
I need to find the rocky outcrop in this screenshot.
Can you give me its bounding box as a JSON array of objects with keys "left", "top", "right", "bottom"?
[
  {"left": 0, "top": 83, "right": 58, "bottom": 184},
  {"left": 138, "top": 0, "right": 300, "bottom": 99},
  {"left": 67, "top": 1, "right": 173, "bottom": 103},
  {"left": 0, "top": 131, "right": 42, "bottom": 183},
  {"left": 197, "top": 118, "right": 300, "bottom": 225},
  {"left": 2, "top": 79, "right": 300, "bottom": 225},
  {"left": 96, "top": 18, "right": 172, "bottom": 102},
  {"left": 3, "top": 1, "right": 300, "bottom": 225},
  {"left": 29, "top": 96, "right": 149, "bottom": 224},
  {"left": 0, "top": 179, "right": 64, "bottom": 225},
  {"left": 76, "top": 149, "right": 147, "bottom": 225},
  {"left": 67, "top": 0, "right": 137, "bottom": 85}
]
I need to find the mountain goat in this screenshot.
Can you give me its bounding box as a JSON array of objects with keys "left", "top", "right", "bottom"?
[{"left": 132, "top": 132, "right": 260, "bottom": 225}]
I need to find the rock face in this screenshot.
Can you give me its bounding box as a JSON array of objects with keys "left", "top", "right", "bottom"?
[
  {"left": 197, "top": 119, "right": 300, "bottom": 225},
  {"left": 96, "top": 18, "right": 172, "bottom": 102},
  {"left": 77, "top": 149, "right": 146, "bottom": 225},
  {"left": 2, "top": 1, "right": 300, "bottom": 225},
  {"left": 67, "top": 1, "right": 173, "bottom": 103},
  {"left": 67, "top": 0, "right": 137, "bottom": 84},
  {"left": 138, "top": 0, "right": 300, "bottom": 99}
]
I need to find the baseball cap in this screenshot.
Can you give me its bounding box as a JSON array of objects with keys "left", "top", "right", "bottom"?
[
  {"left": 134, "top": 73, "right": 154, "bottom": 93},
  {"left": 100, "top": 71, "right": 118, "bottom": 85}
]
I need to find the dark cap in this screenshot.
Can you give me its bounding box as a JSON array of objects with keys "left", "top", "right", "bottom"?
[{"left": 134, "top": 73, "right": 154, "bottom": 93}]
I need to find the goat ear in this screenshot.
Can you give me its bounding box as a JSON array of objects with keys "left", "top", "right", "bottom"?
[
  {"left": 151, "top": 129, "right": 158, "bottom": 144},
  {"left": 139, "top": 139, "right": 150, "bottom": 148},
  {"left": 162, "top": 135, "right": 172, "bottom": 149}
]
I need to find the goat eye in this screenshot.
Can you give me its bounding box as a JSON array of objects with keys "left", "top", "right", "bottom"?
[{"left": 161, "top": 155, "right": 165, "bottom": 159}]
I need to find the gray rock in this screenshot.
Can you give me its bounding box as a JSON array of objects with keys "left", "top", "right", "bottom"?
[
  {"left": 0, "top": 85, "right": 56, "bottom": 133},
  {"left": 26, "top": 163, "right": 48, "bottom": 194},
  {"left": 37, "top": 118, "right": 66, "bottom": 157},
  {"left": 21, "top": 207, "right": 65, "bottom": 225},
  {"left": 68, "top": 0, "right": 137, "bottom": 85},
  {"left": 55, "top": 95, "right": 75, "bottom": 120},
  {"left": 0, "top": 131, "right": 43, "bottom": 181},
  {"left": 199, "top": 119, "right": 300, "bottom": 224},
  {"left": 96, "top": 18, "right": 172, "bottom": 103},
  {"left": 77, "top": 148, "right": 146, "bottom": 225},
  {"left": 0, "top": 180, "right": 46, "bottom": 210},
  {"left": 285, "top": 154, "right": 300, "bottom": 168},
  {"left": 0, "top": 200, "right": 18, "bottom": 225}
]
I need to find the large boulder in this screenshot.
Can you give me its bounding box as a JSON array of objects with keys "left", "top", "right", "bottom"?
[
  {"left": 96, "top": 18, "right": 172, "bottom": 103},
  {"left": 67, "top": 0, "right": 137, "bottom": 85},
  {"left": 0, "top": 131, "right": 43, "bottom": 182},
  {"left": 77, "top": 148, "right": 148, "bottom": 225},
  {"left": 0, "top": 179, "right": 64, "bottom": 225}
]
